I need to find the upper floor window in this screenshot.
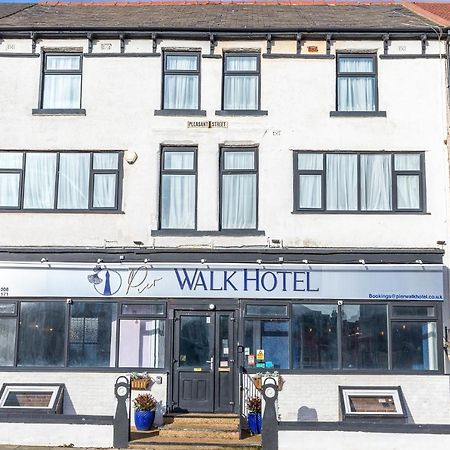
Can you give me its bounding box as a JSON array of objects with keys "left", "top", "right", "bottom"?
[
  {"left": 223, "top": 53, "right": 260, "bottom": 111},
  {"left": 220, "top": 148, "right": 258, "bottom": 230},
  {"left": 160, "top": 147, "right": 197, "bottom": 229},
  {"left": 0, "top": 151, "right": 121, "bottom": 211},
  {"left": 163, "top": 52, "right": 200, "bottom": 110},
  {"left": 41, "top": 53, "right": 82, "bottom": 110},
  {"left": 337, "top": 54, "right": 377, "bottom": 112},
  {"left": 294, "top": 152, "right": 424, "bottom": 213}
]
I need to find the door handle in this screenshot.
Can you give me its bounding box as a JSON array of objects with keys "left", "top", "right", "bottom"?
[{"left": 206, "top": 357, "right": 214, "bottom": 370}]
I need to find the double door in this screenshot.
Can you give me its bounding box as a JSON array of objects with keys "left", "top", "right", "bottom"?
[{"left": 172, "top": 310, "right": 236, "bottom": 412}]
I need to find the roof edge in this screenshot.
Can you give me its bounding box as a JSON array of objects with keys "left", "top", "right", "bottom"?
[{"left": 403, "top": 2, "right": 449, "bottom": 28}]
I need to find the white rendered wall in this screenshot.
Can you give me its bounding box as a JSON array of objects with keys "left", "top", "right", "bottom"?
[
  {"left": 0, "top": 38, "right": 446, "bottom": 249},
  {"left": 279, "top": 430, "right": 450, "bottom": 450},
  {"left": 277, "top": 374, "right": 450, "bottom": 423}
]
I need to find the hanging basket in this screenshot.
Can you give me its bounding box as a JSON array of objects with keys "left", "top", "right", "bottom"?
[
  {"left": 252, "top": 377, "right": 262, "bottom": 390},
  {"left": 131, "top": 379, "right": 149, "bottom": 390}
]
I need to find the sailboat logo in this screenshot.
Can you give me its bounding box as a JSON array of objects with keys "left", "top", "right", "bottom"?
[{"left": 88, "top": 268, "right": 122, "bottom": 296}]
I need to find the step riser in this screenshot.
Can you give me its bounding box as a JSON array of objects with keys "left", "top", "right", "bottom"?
[
  {"left": 164, "top": 418, "right": 240, "bottom": 428},
  {"left": 130, "top": 446, "right": 261, "bottom": 450},
  {"left": 159, "top": 429, "right": 240, "bottom": 440}
]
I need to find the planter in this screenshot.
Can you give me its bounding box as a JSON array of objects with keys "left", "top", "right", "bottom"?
[
  {"left": 252, "top": 377, "right": 262, "bottom": 390},
  {"left": 131, "top": 379, "right": 149, "bottom": 390},
  {"left": 134, "top": 410, "right": 155, "bottom": 431},
  {"left": 247, "top": 412, "right": 262, "bottom": 434}
]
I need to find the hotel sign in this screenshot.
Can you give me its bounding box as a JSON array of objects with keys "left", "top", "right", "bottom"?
[{"left": 0, "top": 264, "right": 444, "bottom": 301}]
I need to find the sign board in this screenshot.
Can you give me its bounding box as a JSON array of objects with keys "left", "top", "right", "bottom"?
[
  {"left": 187, "top": 120, "right": 228, "bottom": 129},
  {"left": 256, "top": 350, "right": 265, "bottom": 361},
  {"left": 0, "top": 264, "right": 444, "bottom": 301}
]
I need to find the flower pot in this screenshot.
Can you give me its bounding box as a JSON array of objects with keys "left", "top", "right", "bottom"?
[
  {"left": 253, "top": 377, "right": 262, "bottom": 390},
  {"left": 247, "top": 412, "right": 262, "bottom": 434},
  {"left": 132, "top": 379, "right": 149, "bottom": 390},
  {"left": 134, "top": 410, "right": 155, "bottom": 431}
]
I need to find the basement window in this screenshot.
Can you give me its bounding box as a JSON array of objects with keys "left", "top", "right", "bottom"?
[{"left": 0, "top": 384, "right": 64, "bottom": 413}]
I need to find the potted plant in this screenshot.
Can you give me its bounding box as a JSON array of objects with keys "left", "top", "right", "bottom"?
[
  {"left": 130, "top": 372, "right": 152, "bottom": 390},
  {"left": 252, "top": 373, "right": 263, "bottom": 390},
  {"left": 133, "top": 393, "right": 157, "bottom": 431},
  {"left": 247, "top": 396, "right": 262, "bottom": 434}
]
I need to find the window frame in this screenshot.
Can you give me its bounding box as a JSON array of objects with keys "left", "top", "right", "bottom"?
[
  {"left": 39, "top": 52, "right": 83, "bottom": 110},
  {"left": 293, "top": 151, "right": 425, "bottom": 214},
  {"left": 158, "top": 146, "right": 198, "bottom": 231},
  {"left": 222, "top": 52, "right": 261, "bottom": 112},
  {"left": 336, "top": 52, "right": 379, "bottom": 112},
  {"left": 219, "top": 146, "right": 259, "bottom": 231},
  {"left": 162, "top": 51, "right": 201, "bottom": 112},
  {"left": 0, "top": 151, "right": 123, "bottom": 213}
]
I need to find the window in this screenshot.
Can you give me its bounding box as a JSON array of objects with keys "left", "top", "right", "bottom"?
[
  {"left": 163, "top": 52, "right": 200, "bottom": 110},
  {"left": 0, "top": 151, "right": 121, "bottom": 211},
  {"left": 160, "top": 147, "right": 197, "bottom": 229},
  {"left": 223, "top": 53, "right": 260, "bottom": 111},
  {"left": 341, "top": 305, "right": 388, "bottom": 369},
  {"left": 337, "top": 54, "right": 377, "bottom": 112},
  {"left": 41, "top": 53, "right": 82, "bottom": 109},
  {"left": 244, "top": 320, "right": 289, "bottom": 369},
  {"left": 17, "top": 302, "right": 66, "bottom": 367},
  {"left": 294, "top": 152, "right": 424, "bottom": 213},
  {"left": 0, "top": 319, "right": 16, "bottom": 366},
  {"left": 292, "top": 304, "right": 338, "bottom": 369},
  {"left": 220, "top": 148, "right": 257, "bottom": 230},
  {"left": 68, "top": 302, "right": 117, "bottom": 367}
]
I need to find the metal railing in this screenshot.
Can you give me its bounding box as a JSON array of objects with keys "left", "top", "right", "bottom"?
[{"left": 239, "top": 366, "right": 263, "bottom": 421}]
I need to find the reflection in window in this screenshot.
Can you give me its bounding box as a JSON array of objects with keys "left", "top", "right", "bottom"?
[
  {"left": 179, "top": 315, "right": 210, "bottom": 367},
  {"left": 18, "top": 302, "right": 66, "bottom": 367},
  {"left": 342, "top": 305, "right": 387, "bottom": 369},
  {"left": 0, "top": 318, "right": 16, "bottom": 366},
  {"left": 68, "top": 302, "right": 117, "bottom": 367},
  {"left": 292, "top": 304, "right": 338, "bottom": 369},
  {"left": 119, "top": 320, "right": 165, "bottom": 368},
  {"left": 244, "top": 320, "right": 288, "bottom": 369},
  {"left": 391, "top": 322, "right": 437, "bottom": 370}
]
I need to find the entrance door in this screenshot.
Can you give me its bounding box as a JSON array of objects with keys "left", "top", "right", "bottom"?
[{"left": 172, "top": 310, "right": 236, "bottom": 413}]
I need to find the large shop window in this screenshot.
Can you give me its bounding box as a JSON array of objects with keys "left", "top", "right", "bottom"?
[
  {"left": 0, "top": 151, "right": 121, "bottom": 211},
  {"left": 0, "top": 300, "right": 167, "bottom": 369},
  {"left": 68, "top": 302, "right": 117, "bottom": 367},
  {"left": 17, "top": 302, "right": 66, "bottom": 367},
  {"left": 243, "top": 302, "right": 439, "bottom": 372},
  {"left": 41, "top": 53, "right": 82, "bottom": 110},
  {"left": 163, "top": 52, "right": 200, "bottom": 110},
  {"left": 336, "top": 54, "right": 377, "bottom": 112},
  {"left": 220, "top": 148, "right": 258, "bottom": 230},
  {"left": 223, "top": 53, "right": 260, "bottom": 111},
  {"left": 160, "top": 148, "right": 197, "bottom": 230},
  {"left": 294, "top": 152, "right": 424, "bottom": 213}
]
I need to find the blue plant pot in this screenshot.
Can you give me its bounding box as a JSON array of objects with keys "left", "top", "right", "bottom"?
[
  {"left": 135, "top": 410, "right": 155, "bottom": 431},
  {"left": 247, "top": 412, "right": 262, "bottom": 434}
]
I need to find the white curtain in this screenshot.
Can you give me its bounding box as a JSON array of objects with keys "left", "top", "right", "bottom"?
[
  {"left": 360, "top": 154, "right": 392, "bottom": 211},
  {"left": 0, "top": 173, "right": 20, "bottom": 207},
  {"left": 46, "top": 55, "right": 80, "bottom": 70},
  {"left": 23, "top": 153, "right": 57, "bottom": 209},
  {"left": 161, "top": 174, "right": 195, "bottom": 229},
  {"left": 326, "top": 154, "right": 358, "bottom": 210},
  {"left": 93, "top": 153, "right": 118, "bottom": 170},
  {"left": 226, "top": 56, "right": 257, "bottom": 71},
  {"left": 0, "top": 152, "right": 22, "bottom": 169},
  {"left": 224, "top": 151, "right": 254, "bottom": 170},
  {"left": 338, "top": 57, "right": 375, "bottom": 112},
  {"left": 93, "top": 174, "right": 116, "bottom": 208},
  {"left": 164, "top": 55, "right": 198, "bottom": 110},
  {"left": 222, "top": 174, "right": 256, "bottom": 229},
  {"left": 397, "top": 175, "right": 420, "bottom": 209},
  {"left": 57, "top": 153, "right": 90, "bottom": 209},
  {"left": 298, "top": 153, "right": 323, "bottom": 171},
  {"left": 395, "top": 154, "right": 420, "bottom": 171},
  {"left": 299, "top": 175, "right": 321, "bottom": 209},
  {"left": 164, "top": 151, "right": 194, "bottom": 169},
  {"left": 224, "top": 76, "right": 258, "bottom": 110}
]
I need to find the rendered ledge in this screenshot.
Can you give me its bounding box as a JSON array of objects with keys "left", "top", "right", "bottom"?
[
  {"left": 151, "top": 229, "right": 266, "bottom": 237},
  {"left": 0, "top": 414, "right": 114, "bottom": 425},
  {"left": 202, "top": 54, "right": 222, "bottom": 59},
  {"left": 215, "top": 110, "right": 268, "bottom": 117},
  {"left": 380, "top": 54, "right": 446, "bottom": 59},
  {"left": 83, "top": 52, "right": 161, "bottom": 58},
  {"left": 330, "top": 111, "right": 387, "bottom": 117},
  {"left": 278, "top": 421, "right": 450, "bottom": 435},
  {"left": 0, "top": 53, "right": 39, "bottom": 58},
  {"left": 154, "top": 109, "right": 207, "bottom": 117},
  {"left": 263, "top": 53, "right": 335, "bottom": 59},
  {"left": 32, "top": 108, "right": 86, "bottom": 116}
]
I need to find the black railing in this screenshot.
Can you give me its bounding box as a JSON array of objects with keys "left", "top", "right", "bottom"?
[{"left": 239, "top": 366, "right": 263, "bottom": 422}]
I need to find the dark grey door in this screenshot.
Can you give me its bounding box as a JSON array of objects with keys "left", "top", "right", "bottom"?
[{"left": 172, "top": 310, "right": 236, "bottom": 413}]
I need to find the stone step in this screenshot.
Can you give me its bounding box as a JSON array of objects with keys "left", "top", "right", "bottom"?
[
  {"left": 163, "top": 415, "right": 240, "bottom": 429},
  {"left": 129, "top": 445, "right": 261, "bottom": 450},
  {"left": 158, "top": 424, "right": 240, "bottom": 440}
]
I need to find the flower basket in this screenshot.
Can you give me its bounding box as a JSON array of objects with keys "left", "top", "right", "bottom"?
[
  {"left": 131, "top": 379, "right": 149, "bottom": 390},
  {"left": 252, "top": 377, "right": 262, "bottom": 390}
]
